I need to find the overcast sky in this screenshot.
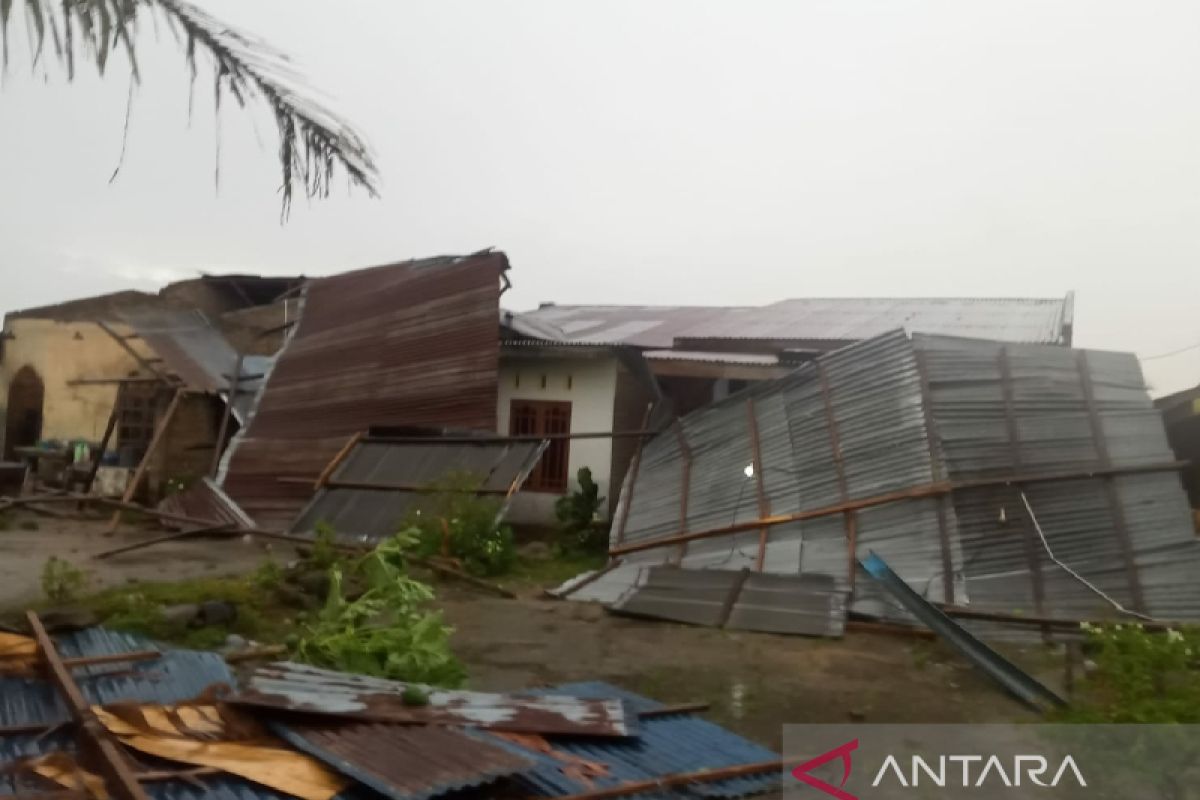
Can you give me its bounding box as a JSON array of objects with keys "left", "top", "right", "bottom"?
[{"left": 1, "top": 1, "right": 1198, "bottom": 394}]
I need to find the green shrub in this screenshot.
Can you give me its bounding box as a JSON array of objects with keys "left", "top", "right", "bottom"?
[
  {"left": 310, "top": 522, "right": 343, "bottom": 570},
  {"left": 1060, "top": 622, "right": 1200, "bottom": 723},
  {"left": 404, "top": 472, "right": 515, "bottom": 577},
  {"left": 555, "top": 467, "right": 606, "bottom": 553},
  {"left": 295, "top": 531, "right": 465, "bottom": 686},
  {"left": 41, "top": 557, "right": 87, "bottom": 603}
]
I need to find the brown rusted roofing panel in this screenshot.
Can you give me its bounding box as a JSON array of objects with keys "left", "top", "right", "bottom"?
[
  {"left": 230, "top": 662, "right": 634, "bottom": 737},
  {"left": 157, "top": 477, "right": 255, "bottom": 530},
  {"left": 220, "top": 253, "right": 507, "bottom": 528},
  {"left": 269, "top": 720, "right": 532, "bottom": 800}
]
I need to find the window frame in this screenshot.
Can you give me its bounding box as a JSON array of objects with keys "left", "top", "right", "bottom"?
[{"left": 509, "top": 399, "right": 572, "bottom": 493}]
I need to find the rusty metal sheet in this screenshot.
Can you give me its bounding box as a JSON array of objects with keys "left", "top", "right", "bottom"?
[
  {"left": 229, "top": 662, "right": 633, "bottom": 738},
  {"left": 269, "top": 720, "right": 532, "bottom": 800},
  {"left": 157, "top": 477, "right": 255, "bottom": 530},
  {"left": 219, "top": 253, "right": 507, "bottom": 527},
  {"left": 288, "top": 437, "right": 547, "bottom": 543}
]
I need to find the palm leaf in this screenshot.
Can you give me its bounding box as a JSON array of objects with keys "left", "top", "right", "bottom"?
[{"left": 1, "top": 0, "right": 378, "bottom": 216}]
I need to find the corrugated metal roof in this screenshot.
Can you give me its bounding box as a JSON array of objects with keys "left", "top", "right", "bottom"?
[
  {"left": 0, "top": 629, "right": 372, "bottom": 800},
  {"left": 289, "top": 437, "right": 546, "bottom": 543},
  {"left": 119, "top": 309, "right": 270, "bottom": 421},
  {"left": 219, "top": 253, "right": 508, "bottom": 529},
  {"left": 489, "top": 682, "right": 780, "bottom": 800},
  {"left": 608, "top": 566, "right": 846, "bottom": 637},
  {"left": 567, "top": 330, "right": 1200, "bottom": 636},
  {"left": 269, "top": 720, "right": 532, "bottom": 800},
  {"left": 642, "top": 350, "right": 781, "bottom": 366},
  {"left": 511, "top": 296, "right": 1071, "bottom": 348},
  {"left": 158, "top": 477, "right": 256, "bottom": 530},
  {"left": 232, "top": 662, "right": 635, "bottom": 737}
]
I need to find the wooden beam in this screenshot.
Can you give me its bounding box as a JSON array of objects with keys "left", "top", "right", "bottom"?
[
  {"left": 66, "top": 377, "right": 165, "bottom": 387},
  {"left": 313, "top": 431, "right": 364, "bottom": 490},
  {"left": 82, "top": 391, "right": 120, "bottom": 496},
  {"left": 61, "top": 650, "right": 161, "bottom": 669},
  {"left": 745, "top": 398, "right": 771, "bottom": 571},
  {"left": 93, "top": 524, "right": 236, "bottom": 560},
  {"left": 210, "top": 354, "right": 243, "bottom": 477},
  {"left": 914, "top": 350, "right": 956, "bottom": 605},
  {"left": 104, "top": 389, "right": 184, "bottom": 534},
  {"left": 26, "top": 612, "right": 151, "bottom": 800},
  {"left": 95, "top": 321, "right": 174, "bottom": 384},
  {"left": 541, "top": 759, "right": 783, "bottom": 800},
  {"left": 998, "top": 346, "right": 1050, "bottom": 636},
  {"left": 817, "top": 361, "right": 858, "bottom": 590},
  {"left": 670, "top": 417, "right": 692, "bottom": 564},
  {"left": 278, "top": 477, "right": 510, "bottom": 493},
  {"left": 613, "top": 403, "right": 654, "bottom": 546},
  {"left": 1076, "top": 350, "right": 1146, "bottom": 613}
]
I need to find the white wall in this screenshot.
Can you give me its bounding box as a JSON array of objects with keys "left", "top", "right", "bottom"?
[{"left": 498, "top": 353, "right": 618, "bottom": 525}]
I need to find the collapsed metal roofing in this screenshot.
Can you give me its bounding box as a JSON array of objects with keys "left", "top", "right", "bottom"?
[
  {"left": 0, "top": 625, "right": 781, "bottom": 800},
  {"left": 561, "top": 329, "right": 1200, "bottom": 634},
  {"left": 232, "top": 662, "right": 634, "bottom": 737},
  {"left": 119, "top": 308, "right": 270, "bottom": 420},
  {"left": 508, "top": 295, "right": 1074, "bottom": 349},
  {"left": 218, "top": 253, "right": 509, "bottom": 529},
  {"left": 289, "top": 436, "right": 547, "bottom": 544}
]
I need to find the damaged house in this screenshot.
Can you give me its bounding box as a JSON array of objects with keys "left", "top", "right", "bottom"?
[
  {"left": 499, "top": 295, "right": 1076, "bottom": 525},
  {"left": 555, "top": 329, "right": 1200, "bottom": 639},
  {"left": 0, "top": 276, "right": 299, "bottom": 499}
]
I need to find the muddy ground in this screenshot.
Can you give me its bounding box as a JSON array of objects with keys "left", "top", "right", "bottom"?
[
  {"left": 1, "top": 513, "right": 1051, "bottom": 749},
  {"left": 0, "top": 512, "right": 298, "bottom": 609}
]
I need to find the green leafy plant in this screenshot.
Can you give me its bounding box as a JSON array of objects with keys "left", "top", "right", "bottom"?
[
  {"left": 41, "top": 557, "right": 87, "bottom": 603},
  {"left": 251, "top": 558, "right": 284, "bottom": 591},
  {"left": 295, "top": 531, "right": 466, "bottom": 686},
  {"left": 555, "top": 467, "right": 607, "bottom": 553},
  {"left": 404, "top": 472, "right": 516, "bottom": 577},
  {"left": 1059, "top": 622, "right": 1200, "bottom": 723},
  {"left": 310, "top": 522, "right": 344, "bottom": 570}
]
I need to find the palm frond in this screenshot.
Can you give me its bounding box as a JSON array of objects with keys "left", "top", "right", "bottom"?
[{"left": 2, "top": 0, "right": 379, "bottom": 216}]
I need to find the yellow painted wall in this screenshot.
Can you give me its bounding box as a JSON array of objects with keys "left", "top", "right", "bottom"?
[{"left": 0, "top": 318, "right": 142, "bottom": 446}]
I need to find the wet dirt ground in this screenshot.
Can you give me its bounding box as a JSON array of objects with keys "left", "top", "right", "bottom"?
[
  {"left": 0, "top": 513, "right": 1054, "bottom": 750},
  {"left": 0, "top": 511, "right": 295, "bottom": 609},
  {"left": 438, "top": 587, "right": 1050, "bottom": 750}
]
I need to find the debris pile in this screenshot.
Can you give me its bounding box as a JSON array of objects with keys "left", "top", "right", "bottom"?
[{"left": 0, "top": 621, "right": 782, "bottom": 800}]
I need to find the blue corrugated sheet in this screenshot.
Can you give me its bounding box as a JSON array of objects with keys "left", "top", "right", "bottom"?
[
  {"left": 0, "top": 628, "right": 366, "bottom": 800},
  {"left": 488, "top": 682, "right": 780, "bottom": 799}
]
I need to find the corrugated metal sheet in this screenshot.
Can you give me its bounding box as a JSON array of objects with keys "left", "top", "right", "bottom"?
[
  {"left": 642, "top": 350, "right": 781, "bottom": 366},
  {"left": 121, "top": 309, "right": 269, "bottom": 421},
  {"left": 570, "top": 330, "right": 1200, "bottom": 636},
  {"left": 0, "top": 629, "right": 370, "bottom": 800},
  {"left": 289, "top": 438, "right": 546, "bottom": 543},
  {"left": 608, "top": 566, "right": 846, "bottom": 637},
  {"left": 232, "top": 662, "right": 634, "bottom": 737},
  {"left": 512, "top": 296, "right": 1071, "bottom": 348},
  {"left": 489, "top": 682, "right": 780, "bottom": 800},
  {"left": 219, "top": 253, "right": 508, "bottom": 529},
  {"left": 270, "top": 720, "right": 532, "bottom": 800},
  {"left": 158, "top": 477, "right": 255, "bottom": 530}
]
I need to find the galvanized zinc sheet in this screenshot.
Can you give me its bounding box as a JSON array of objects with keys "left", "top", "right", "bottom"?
[
  {"left": 579, "top": 330, "right": 1200, "bottom": 635},
  {"left": 269, "top": 720, "right": 532, "bottom": 800},
  {"left": 488, "top": 681, "right": 780, "bottom": 800},
  {"left": 220, "top": 253, "right": 507, "bottom": 528},
  {"left": 512, "top": 296, "right": 1070, "bottom": 348},
  {"left": 609, "top": 566, "right": 846, "bottom": 637},
  {"left": 288, "top": 438, "right": 546, "bottom": 543},
  {"left": 232, "top": 662, "right": 634, "bottom": 737}
]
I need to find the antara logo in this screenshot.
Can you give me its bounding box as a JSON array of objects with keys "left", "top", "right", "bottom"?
[
  {"left": 791, "top": 739, "right": 859, "bottom": 800},
  {"left": 870, "top": 754, "right": 1087, "bottom": 789},
  {"left": 789, "top": 741, "right": 1087, "bottom": 796}
]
